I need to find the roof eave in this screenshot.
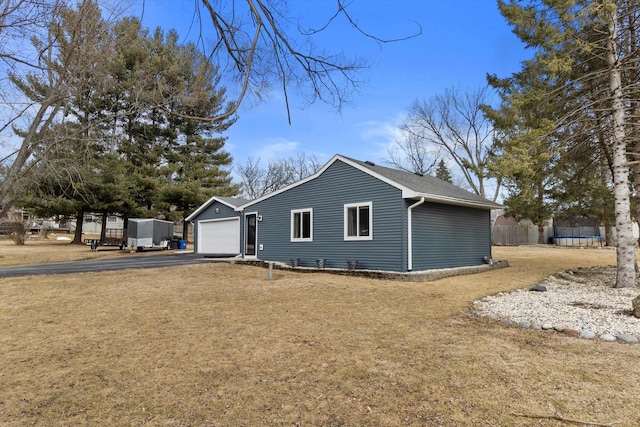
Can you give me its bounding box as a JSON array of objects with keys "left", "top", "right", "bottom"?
[
  {"left": 403, "top": 190, "right": 502, "bottom": 210},
  {"left": 186, "top": 196, "right": 244, "bottom": 221}
]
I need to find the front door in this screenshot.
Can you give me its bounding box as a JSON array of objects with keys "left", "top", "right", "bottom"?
[{"left": 245, "top": 213, "right": 257, "bottom": 257}]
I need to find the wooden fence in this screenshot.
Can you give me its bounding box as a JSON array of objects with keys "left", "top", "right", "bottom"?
[{"left": 491, "top": 225, "right": 553, "bottom": 246}]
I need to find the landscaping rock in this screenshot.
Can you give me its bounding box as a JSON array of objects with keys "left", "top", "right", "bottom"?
[
  {"left": 580, "top": 330, "right": 596, "bottom": 339},
  {"left": 632, "top": 295, "right": 640, "bottom": 318},
  {"left": 557, "top": 272, "right": 575, "bottom": 281},
  {"left": 616, "top": 333, "right": 639, "bottom": 344},
  {"left": 473, "top": 266, "right": 640, "bottom": 344}
]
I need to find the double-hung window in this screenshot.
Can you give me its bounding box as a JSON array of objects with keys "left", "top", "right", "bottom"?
[
  {"left": 291, "top": 208, "right": 313, "bottom": 242},
  {"left": 344, "top": 202, "right": 372, "bottom": 240}
]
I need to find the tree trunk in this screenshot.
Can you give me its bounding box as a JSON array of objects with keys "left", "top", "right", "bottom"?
[
  {"left": 100, "top": 212, "right": 108, "bottom": 243},
  {"left": 633, "top": 161, "right": 640, "bottom": 247},
  {"left": 123, "top": 215, "right": 129, "bottom": 242},
  {"left": 536, "top": 182, "right": 547, "bottom": 244},
  {"left": 537, "top": 223, "right": 545, "bottom": 244},
  {"left": 72, "top": 210, "right": 85, "bottom": 244},
  {"left": 604, "top": 213, "right": 615, "bottom": 247},
  {"left": 607, "top": 6, "right": 636, "bottom": 288},
  {"left": 182, "top": 219, "right": 189, "bottom": 243}
]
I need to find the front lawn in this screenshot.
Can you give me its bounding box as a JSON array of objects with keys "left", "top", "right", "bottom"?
[{"left": 0, "top": 246, "right": 636, "bottom": 426}]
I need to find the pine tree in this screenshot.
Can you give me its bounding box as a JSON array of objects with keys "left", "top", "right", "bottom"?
[
  {"left": 495, "top": 0, "right": 637, "bottom": 288},
  {"left": 434, "top": 159, "right": 452, "bottom": 183},
  {"left": 486, "top": 61, "right": 561, "bottom": 244},
  {"left": 153, "top": 30, "right": 237, "bottom": 236},
  {"left": 18, "top": 7, "right": 239, "bottom": 243}
]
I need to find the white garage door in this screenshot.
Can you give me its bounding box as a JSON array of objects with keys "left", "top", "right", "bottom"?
[{"left": 197, "top": 218, "right": 240, "bottom": 254}]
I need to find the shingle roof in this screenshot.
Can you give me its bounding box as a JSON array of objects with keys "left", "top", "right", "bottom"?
[
  {"left": 233, "top": 154, "right": 501, "bottom": 211},
  {"left": 344, "top": 156, "right": 502, "bottom": 209},
  {"left": 215, "top": 196, "right": 251, "bottom": 207}
]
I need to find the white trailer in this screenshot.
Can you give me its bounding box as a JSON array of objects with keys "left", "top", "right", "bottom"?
[{"left": 127, "top": 218, "right": 174, "bottom": 251}]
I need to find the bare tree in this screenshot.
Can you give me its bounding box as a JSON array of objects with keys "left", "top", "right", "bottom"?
[
  {"left": 399, "top": 85, "right": 501, "bottom": 202},
  {"left": 0, "top": 0, "right": 60, "bottom": 69},
  {"left": 0, "top": 0, "right": 112, "bottom": 220},
  {"left": 196, "top": 0, "right": 421, "bottom": 124},
  {"left": 386, "top": 130, "right": 439, "bottom": 175},
  {"left": 288, "top": 152, "right": 322, "bottom": 181},
  {"left": 236, "top": 153, "right": 322, "bottom": 199},
  {"left": 1, "top": 0, "right": 420, "bottom": 219}
]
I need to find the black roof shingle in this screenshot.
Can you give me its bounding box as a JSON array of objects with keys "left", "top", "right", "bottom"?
[{"left": 345, "top": 156, "right": 501, "bottom": 209}]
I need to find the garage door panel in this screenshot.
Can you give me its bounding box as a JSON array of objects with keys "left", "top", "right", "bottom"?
[{"left": 198, "top": 218, "right": 240, "bottom": 254}]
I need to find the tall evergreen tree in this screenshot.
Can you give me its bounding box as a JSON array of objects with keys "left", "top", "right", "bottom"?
[
  {"left": 151, "top": 29, "right": 237, "bottom": 236},
  {"left": 486, "top": 61, "right": 561, "bottom": 244},
  {"left": 17, "top": 7, "right": 238, "bottom": 242},
  {"left": 495, "top": 0, "right": 637, "bottom": 288}
]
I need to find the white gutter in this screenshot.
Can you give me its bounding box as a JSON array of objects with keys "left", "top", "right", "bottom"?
[
  {"left": 407, "top": 197, "right": 426, "bottom": 271},
  {"left": 401, "top": 190, "right": 502, "bottom": 210}
]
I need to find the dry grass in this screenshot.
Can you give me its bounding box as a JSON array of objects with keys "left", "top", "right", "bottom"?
[{"left": 0, "top": 245, "right": 639, "bottom": 426}]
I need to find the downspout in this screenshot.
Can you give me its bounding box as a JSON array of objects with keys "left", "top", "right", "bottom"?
[{"left": 407, "top": 197, "right": 426, "bottom": 271}]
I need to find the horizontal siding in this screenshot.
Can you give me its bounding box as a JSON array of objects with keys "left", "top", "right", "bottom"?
[
  {"left": 411, "top": 202, "right": 491, "bottom": 270},
  {"left": 249, "top": 160, "right": 406, "bottom": 271},
  {"left": 191, "top": 202, "right": 241, "bottom": 254}
]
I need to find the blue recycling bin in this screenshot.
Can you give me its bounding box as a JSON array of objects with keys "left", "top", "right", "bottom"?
[{"left": 178, "top": 240, "right": 187, "bottom": 250}]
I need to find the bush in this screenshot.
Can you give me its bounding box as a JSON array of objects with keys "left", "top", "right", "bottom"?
[{"left": 0, "top": 221, "right": 27, "bottom": 245}]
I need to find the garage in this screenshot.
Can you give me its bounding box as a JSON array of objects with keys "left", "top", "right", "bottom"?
[{"left": 197, "top": 218, "right": 240, "bottom": 255}]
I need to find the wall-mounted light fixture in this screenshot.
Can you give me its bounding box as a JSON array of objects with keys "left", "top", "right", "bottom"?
[
  {"left": 257, "top": 215, "right": 263, "bottom": 221},
  {"left": 215, "top": 208, "right": 220, "bottom": 213}
]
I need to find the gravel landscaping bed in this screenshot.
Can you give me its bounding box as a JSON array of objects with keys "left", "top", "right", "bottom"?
[{"left": 472, "top": 266, "right": 640, "bottom": 343}]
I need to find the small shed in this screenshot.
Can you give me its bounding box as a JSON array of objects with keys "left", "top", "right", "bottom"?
[{"left": 127, "top": 218, "right": 174, "bottom": 249}]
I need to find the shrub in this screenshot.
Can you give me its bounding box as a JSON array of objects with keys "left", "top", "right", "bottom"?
[{"left": 0, "top": 221, "right": 27, "bottom": 245}]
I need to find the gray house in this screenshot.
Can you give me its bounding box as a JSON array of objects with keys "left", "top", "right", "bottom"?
[{"left": 187, "top": 155, "right": 501, "bottom": 272}]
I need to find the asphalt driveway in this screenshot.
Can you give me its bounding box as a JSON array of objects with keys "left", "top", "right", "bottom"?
[{"left": 0, "top": 252, "right": 225, "bottom": 278}]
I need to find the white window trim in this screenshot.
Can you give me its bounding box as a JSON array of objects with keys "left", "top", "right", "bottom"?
[
  {"left": 344, "top": 202, "right": 373, "bottom": 241},
  {"left": 291, "top": 208, "right": 313, "bottom": 242}
]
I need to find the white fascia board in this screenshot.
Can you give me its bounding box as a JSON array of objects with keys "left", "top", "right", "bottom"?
[
  {"left": 186, "top": 196, "right": 240, "bottom": 221},
  {"left": 233, "top": 154, "right": 502, "bottom": 211},
  {"left": 340, "top": 156, "right": 502, "bottom": 210},
  {"left": 236, "top": 154, "right": 345, "bottom": 211},
  {"left": 403, "top": 190, "right": 503, "bottom": 210}
]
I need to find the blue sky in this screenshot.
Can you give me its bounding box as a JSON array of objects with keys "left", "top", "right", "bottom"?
[{"left": 136, "top": 0, "right": 530, "bottom": 170}]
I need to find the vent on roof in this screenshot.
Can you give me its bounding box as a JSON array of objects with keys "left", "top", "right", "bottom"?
[
  {"left": 414, "top": 172, "right": 424, "bottom": 177},
  {"left": 364, "top": 160, "right": 375, "bottom": 166}
]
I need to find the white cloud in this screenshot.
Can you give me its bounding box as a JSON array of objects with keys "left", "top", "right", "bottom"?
[
  {"left": 355, "top": 113, "right": 406, "bottom": 163},
  {"left": 253, "top": 138, "right": 301, "bottom": 161},
  {"left": 358, "top": 118, "right": 404, "bottom": 143}
]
